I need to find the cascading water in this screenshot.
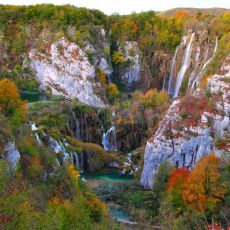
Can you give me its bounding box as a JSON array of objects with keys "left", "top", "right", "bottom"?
[
  {"left": 72, "top": 112, "right": 81, "bottom": 139},
  {"left": 29, "top": 121, "right": 42, "bottom": 144},
  {"left": 102, "top": 126, "right": 117, "bottom": 151},
  {"left": 173, "top": 32, "right": 195, "bottom": 98},
  {"left": 190, "top": 36, "right": 218, "bottom": 91},
  {"left": 168, "top": 46, "right": 179, "bottom": 95},
  {"left": 29, "top": 121, "right": 83, "bottom": 169}
]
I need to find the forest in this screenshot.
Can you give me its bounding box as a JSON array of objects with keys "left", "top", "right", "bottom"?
[{"left": 0, "top": 4, "right": 230, "bottom": 230}]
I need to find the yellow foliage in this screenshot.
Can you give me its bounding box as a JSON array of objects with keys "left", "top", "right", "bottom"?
[
  {"left": 86, "top": 196, "right": 108, "bottom": 221},
  {"left": 67, "top": 164, "right": 79, "bottom": 179},
  {"left": 0, "top": 78, "right": 26, "bottom": 119},
  {"left": 141, "top": 89, "right": 169, "bottom": 109},
  {"left": 107, "top": 83, "right": 119, "bottom": 97},
  {"left": 111, "top": 51, "right": 126, "bottom": 64},
  {"left": 67, "top": 164, "right": 79, "bottom": 189},
  {"left": 183, "top": 153, "right": 227, "bottom": 211},
  {"left": 98, "top": 70, "right": 107, "bottom": 87}
]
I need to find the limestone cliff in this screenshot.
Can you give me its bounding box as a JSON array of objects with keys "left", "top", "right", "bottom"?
[
  {"left": 141, "top": 54, "right": 230, "bottom": 189},
  {"left": 29, "top": 38, "right": 107, "bottom": 108}
]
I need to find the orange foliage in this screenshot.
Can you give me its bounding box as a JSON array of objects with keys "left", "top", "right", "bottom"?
[
  {"left": 67, "top": 164, "right": 79, "bottom": 189},
  {"left": 112, "top": 18, "right": 137, "bottom": 41},
  {"left": 0, "top": 78, "right": 26, "bottom": 119},
  {"left": 67, "top": 164, "right": 79, "bottom": 179},
  {"left": 167, "top": 167, "right": 190, "bottom": 192},
  {"left": 175, "top": 11, "right": 189, "bottom": 18},
  {"left": 200, "top": 75, "right": 213, "bottom": 88},
  {"left": 183, "top": 154, "right": 227, "bottom": 211},
  {"left": 98, "top": 70, "right": 107, "bottom": 87}
]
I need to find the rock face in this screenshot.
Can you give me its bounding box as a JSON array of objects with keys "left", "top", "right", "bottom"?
[
  {"left": 102, "top": 126, "right": 118, "bottom": 151},
  {"left": 83, "top": 26, "right": 113, "bottom": 78},
  {"left": 4, "top": 142, "right": 20, "bottom": 168},
  {"left": 115, "top": 41, "right": 172, "bottom": 91},
  {"left": 141, "top": 55, "right": 230, "bottom": 189},
  {"left": 142, "top": 49, "right": 172, "bottom": 91},
  {"left": 120, "top": 41, "right": 141, "bottom": 89},
  {"left": 29, "top": 38, "right": 107, "bottom": 108}
]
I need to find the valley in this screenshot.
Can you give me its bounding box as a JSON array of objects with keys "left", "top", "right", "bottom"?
[{"left": 0, "top": 4, "right": 230, "bottom": 230}]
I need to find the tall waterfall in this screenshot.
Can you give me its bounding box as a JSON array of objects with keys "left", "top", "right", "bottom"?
[
  {"left": 168, "top": 46, "right": 179, "bottom": 95},
  {"left": 72, "top": 112, "right": 81, "bottom": 139},
  {"left": 102, "top": 126, "right": 117, "bottom": 151},
  {"left": 190, "top": 36, "right": 218, "bottom": 91},
  {"left": 173, "top": 33, "right": 195, "bottom": 98}
]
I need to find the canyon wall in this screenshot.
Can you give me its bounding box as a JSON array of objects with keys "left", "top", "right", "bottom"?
[{"left": 141, "top": 53, "right": 230, "bottom": 189}]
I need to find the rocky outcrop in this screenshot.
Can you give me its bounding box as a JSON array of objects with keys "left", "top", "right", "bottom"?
[
  {"left": 102, "top": 126, "right": 117, "bottom": 151},
  {"left": 4, "top": 142, "right": 20, "bottom": 168},
  {"left": 116, "top": 122, "right": 148, "bottom": 152},
  {"left": 141, "top": 54, "right": 230, "bottom": 189},
  {"left": 29, "top": 38, "right": 107, "bottom": 108},
  {"left": 141, "top": 49, "right": 172, "bottom": 91},
  {"left": 115, "top": 41, "right": 172, "bottom": 91},
  {"left": 120, "top": 41, "right": 141, "bottom": 89},
  {"left": 83, "top": 26, "right": 113, "bottom": 78}
]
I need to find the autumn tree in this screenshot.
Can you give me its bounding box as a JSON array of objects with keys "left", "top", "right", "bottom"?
[
  {"left": 141, "top": 89, "right": 170, "bottom": 116},
  {"left": 0, "top": 78, "right": 26, "bottom": 123},
  {"left": 167, "top": 167, "right": 190, "bottom": 192},
  {"left": 183, "top": 154, "right": 227, "bottom": 211},
  {"left": 111, "top": 51, "right": 126, "bottom": 64},
  {"left": 167, "top": 167, "right": 190, "bottom": 209},
  {"left": 111, "top": 18, "right": 137, "bottom": 41},
  {"left": 107, "top": 83, "right": 120, "bottom": 103}
]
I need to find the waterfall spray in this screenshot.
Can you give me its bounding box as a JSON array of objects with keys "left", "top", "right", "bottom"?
[{"left": 173, "top": 32, "right": 195, "bottom": 98}]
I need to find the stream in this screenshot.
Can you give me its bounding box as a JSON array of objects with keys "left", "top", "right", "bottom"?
[{"left": 82, "top": 168, "right": 136, "bottom": 224}]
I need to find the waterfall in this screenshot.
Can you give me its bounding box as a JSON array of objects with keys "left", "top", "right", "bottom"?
[
  {"left": 187, "top": 46, "right": 201, "bottom": 88},
  {"left": 72, "top": 152, "right": 80, "bottom": 167},
  {"left": 102, "top": 126, "right": 117, "bottom": 151},
  {"left": 190, "top": 36, "right": 218, "bottom": 91},
  {"left": 29, "top": 121, "right": 42, "bottom": 144},
  {"left": 29, "top": 121, "right": 82, "bottom": 168},
  {"left": 173, "top": 32, "right": 195, "bottom": 98},
  {"left": 168, "top": 46, "right": 179, "bottom": 95},
  {"left": 48, "top": 137, "right": 70, "bottom": 163},
  {"left": 72, "top": 112, "right": 81, "bottom": 139}
]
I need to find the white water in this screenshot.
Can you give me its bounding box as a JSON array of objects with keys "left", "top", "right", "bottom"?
[
  {"left": 102, "top": 126, "right": 117, "bottom": 151},
  {"left": 190, "top": 36, "right": 218, "bottom": 91},
  {"left": 72, "top": 112, "right": 81, "bottom": 139},
  {"left": 173, "top": 33, "right": 195, "bottom": 98},
  {"left": 168, "top": 46, "right": 179, "bottom": 95},
  {"left": 29, "top": 121, "right": 82, "bottom": 168}
]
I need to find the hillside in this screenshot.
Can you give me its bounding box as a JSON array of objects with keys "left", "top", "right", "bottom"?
[
  {"left": 0, "top": 4, "right": 230, "bottom": 230},
  {"left": 157, "top": 7, "right": 230, "bottom": 16}
]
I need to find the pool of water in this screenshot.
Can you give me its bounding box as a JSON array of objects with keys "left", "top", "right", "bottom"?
[
  {"left": 20, "top": 91, "right": 64, "bottom": 102},
  {"left": 108, "top": 205, "right": 135, "bottom": 224},
  {"left": 82, "top": 168, "right": 135, "bottom": 224},
  {"left": 83, "top": 168, "right": 133, "bottom": 182}
]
